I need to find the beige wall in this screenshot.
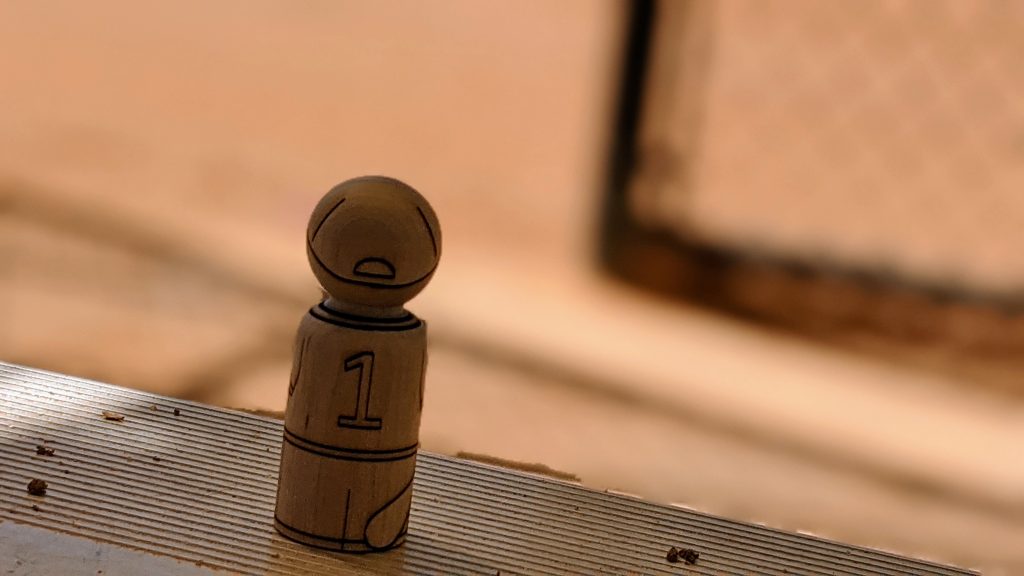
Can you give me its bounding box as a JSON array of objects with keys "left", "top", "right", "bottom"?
[{"left": 0, "top": 0, "right": 623, "bottom": 388}]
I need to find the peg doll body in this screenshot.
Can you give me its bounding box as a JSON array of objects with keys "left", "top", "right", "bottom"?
[{"left": 274, "top": 176, "right": 441, "bottom": 552}]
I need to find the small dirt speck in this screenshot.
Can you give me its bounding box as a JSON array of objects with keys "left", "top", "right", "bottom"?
[
  {"left": 36, "top": 445, "right": 55, "bottom": 456},
  {"left": 27, "top": 479, "right": 48, "bottom": 496},
  {"left": 666, "top": 545, "right": 699, "bottom": 565},
  {"left": 102, "top": 411, "right": 125, "bottom": 422},
  {"left": 153, "top": 456, "right": 162, "bottom": 462},
  {"left": 31, "top": 504, "right": 40, "bottom": 512},
  {"left": 149, "top": 405, "right": 158, "bottom": 411},
  {"left": 173, "top": 408, "right": 181, "bottom": 416}
]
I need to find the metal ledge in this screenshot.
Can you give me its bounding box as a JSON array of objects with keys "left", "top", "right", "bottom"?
[{"left": 0, "top": 363, "right": 976, "bottom": 575}]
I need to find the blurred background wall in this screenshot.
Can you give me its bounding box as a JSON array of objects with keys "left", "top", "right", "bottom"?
[
  {"left": 1, "top": 1, "right": 1022, "bottom": 572},
  {"left": 0, "top": 0, "right": 618, "bottom": 393}
]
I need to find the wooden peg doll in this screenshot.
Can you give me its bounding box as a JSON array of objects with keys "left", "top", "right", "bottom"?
[{"left": 275, "top": 176, "right": 441, "bottom": 552}]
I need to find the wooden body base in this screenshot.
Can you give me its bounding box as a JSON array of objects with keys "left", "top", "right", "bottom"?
[
  {"left": 274, "top": 302, "right": 426, "bottom": 552},
  {"left": 273, "top": 519, "right": 407, "bottom": 553}
]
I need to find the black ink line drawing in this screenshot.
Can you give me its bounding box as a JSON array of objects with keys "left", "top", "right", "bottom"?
[
  {"left": 353, "top": 257, "right": 397, "bottom": 280},
  {"left": 338, "top": 352, "right": 382, "bottom": 430},
  {"left": 289, "top": 336, "right": 310, "bottom": 396}
]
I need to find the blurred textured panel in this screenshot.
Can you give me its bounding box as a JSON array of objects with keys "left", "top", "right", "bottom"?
[
  {"left": 0, "top": 363, "right": 977, "bottom": 575},
  {"left": 636, "top": 0, "right": 1024, "bottom": 295}
]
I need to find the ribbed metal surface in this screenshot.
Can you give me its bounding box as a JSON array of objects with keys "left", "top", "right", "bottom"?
[{"left": 0, "top": 362, "right": 976, "bottom": 575}]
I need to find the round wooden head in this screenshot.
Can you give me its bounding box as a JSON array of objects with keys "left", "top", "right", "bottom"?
[{"left": 306, "top": 176, "right": 441, "bottom": 309}]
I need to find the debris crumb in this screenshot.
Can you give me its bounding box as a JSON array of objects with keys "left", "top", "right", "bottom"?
[
  {"left": 455, "top": 451, "right": 580, "bottom": 482},
  {"left": 31, "top": 505, "right": 40, "bottom": 512},
  {"left": 234, "top": 407, "right": 285, "bottom": 419},
  {"left": 153, "top": 456, "right": 163, "bottom": 462},
  {"left": 666, "top": 546, "right": 679, "bottom": 563},
  {"left": 102, "top": 411, "right": 125, "bottom": 422},
  {"left": 149, "top": 405, "right": 158, "bottom": 411},
  {"left": 173, "top": 408, "right": 181, "bottom": 416},
  {"left": 35, "top": 445, "right": 55, "bottom": 456},
  {"left": 27, "top": 478, "right": 48, "bottom": 496},
  {"left": 666, "top": 545, "right": 699, "bottom": 565}
]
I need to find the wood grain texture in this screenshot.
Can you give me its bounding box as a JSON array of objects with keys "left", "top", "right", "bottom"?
[{"left": 274, "top": 177, "right": 440, "bottom": 552}]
